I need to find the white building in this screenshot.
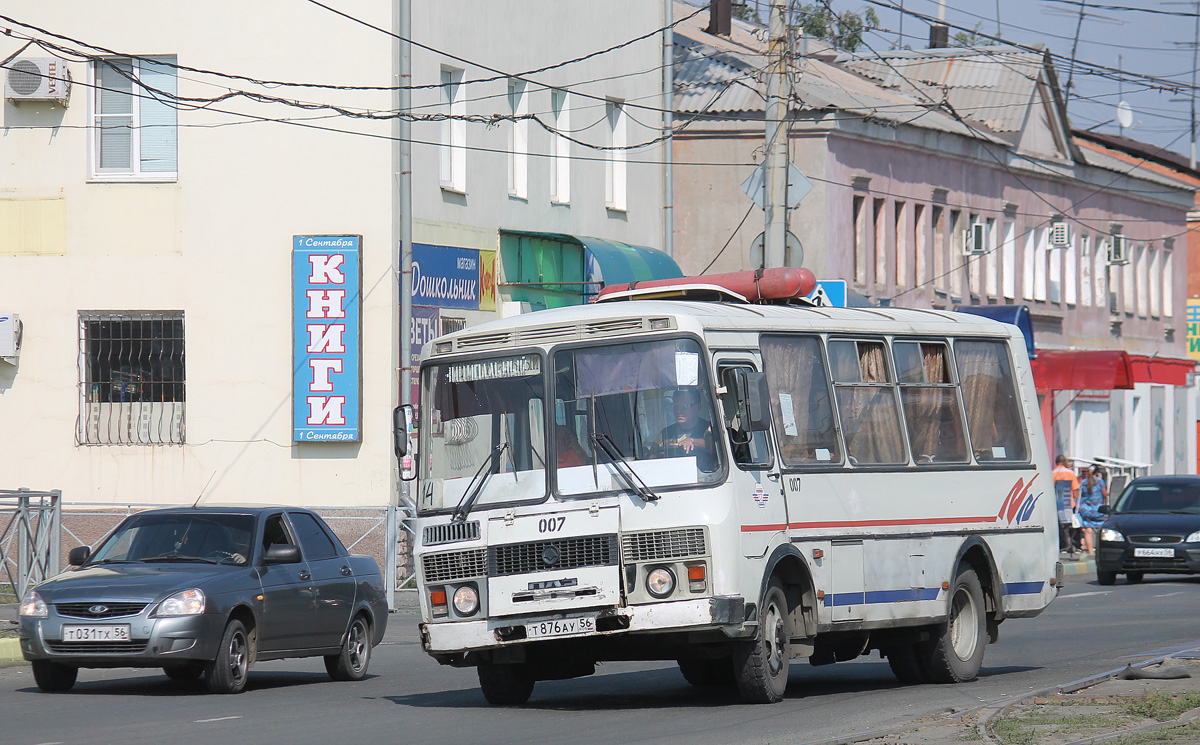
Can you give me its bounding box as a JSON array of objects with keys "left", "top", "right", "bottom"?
[{"left": 0, "top": 2, "right": 672, "bottom": 514}]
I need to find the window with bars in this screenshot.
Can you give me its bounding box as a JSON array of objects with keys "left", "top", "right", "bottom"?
[{"left": 78, "top": 312, "right": 185, "bottom": 446}]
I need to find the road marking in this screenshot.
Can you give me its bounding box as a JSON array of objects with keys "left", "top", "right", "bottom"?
[
  {"left": 1059, "top": 591, "right": 1111, "bottom": 599},
  {"left": 1154, "top": 591, "right": 1185, "bottom": 598},
  {"left": 194, "top": 716, "right": 243, "bottom": 723}
]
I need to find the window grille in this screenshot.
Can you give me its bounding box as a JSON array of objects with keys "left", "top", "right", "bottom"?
[{"left": 78, "top": 311, "right": 185, "bottom": 446}]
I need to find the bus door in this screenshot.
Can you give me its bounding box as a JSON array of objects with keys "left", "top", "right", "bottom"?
[{"left": 715, "top": 355, "right": 785, "bottom": 559}]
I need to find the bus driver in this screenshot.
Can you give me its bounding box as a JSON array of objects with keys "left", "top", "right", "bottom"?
[{"left": 652, "top": 387, "right": 716, "bottom": 471}]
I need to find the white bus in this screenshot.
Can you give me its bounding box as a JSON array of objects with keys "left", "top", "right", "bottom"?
[{"left": 397, "top": 271, "right": 1059, "bottom": 704}]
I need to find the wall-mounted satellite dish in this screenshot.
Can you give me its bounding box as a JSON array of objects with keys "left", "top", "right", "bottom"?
[{"left": 1117, "top": 101, "right": 1133, "bottom": 130}]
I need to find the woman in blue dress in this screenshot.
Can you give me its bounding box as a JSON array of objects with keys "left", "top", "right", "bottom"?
[{"left": 1077, "top": 466, "right": 1108, "bottom": 554}]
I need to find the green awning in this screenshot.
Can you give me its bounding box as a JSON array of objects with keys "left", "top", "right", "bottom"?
[{"left": 575, "top": 236, "right": 683, "bottom": 287}]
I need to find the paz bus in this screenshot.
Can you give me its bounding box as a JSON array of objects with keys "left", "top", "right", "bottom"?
[{"left": 394, "top": 268, "right": 1059, "bottom": 705}]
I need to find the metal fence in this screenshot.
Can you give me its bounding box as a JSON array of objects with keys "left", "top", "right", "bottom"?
[
  {"left": 3, "top": 497, "right": 415, "bottom": 610},
  {"left": 0, "top": 489, "right": 62, "bottom": 600}
]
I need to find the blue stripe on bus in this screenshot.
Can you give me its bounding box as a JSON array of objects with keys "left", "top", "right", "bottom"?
[
  {"left": 1003, "top": 581, "right": 1045, "bottom": 595},
  {"left": 822, "top": 587, "right": 941, "bottom": 607}
]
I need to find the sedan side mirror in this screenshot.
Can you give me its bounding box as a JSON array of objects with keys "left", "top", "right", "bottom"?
[
  {"left": 68, "top": 546, "right": 91, "bottom": 566},
  {"left": 264, "top": 544, "right": 302, "bottom": 564},
  {"left": 1098, "top": 504, "right": 1111, "bottom": 514}
]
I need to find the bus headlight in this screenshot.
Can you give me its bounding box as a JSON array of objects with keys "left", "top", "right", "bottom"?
[
  {"left": 646, "top": 567, "right": 676, "bottom": 598},
  {"left": 1100, "top": 528, "right": 1125, "bottom": 542},
  {"left": 452, "top": 585, "right": 479, "bottom": 616}
]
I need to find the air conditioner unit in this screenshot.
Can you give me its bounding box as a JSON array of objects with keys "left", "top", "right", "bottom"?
[
  {"left": 1108, "top": 235, "right": 1129, "bottom": 265},
  {"left": 0, "top": 313, "right": 22, "bottom": 362},
  {"left": 4, "top": 57, "right": 71, "bottom": 105},
  {"left": 1050, "top": 220, "right": 1072, "bottom": 248},
  {"left": 963, "top": 223, "right": 988, "bottom": 255}
]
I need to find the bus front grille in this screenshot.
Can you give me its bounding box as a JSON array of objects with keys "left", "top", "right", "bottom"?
[
  {"left": 422, "top": 547, "right": 488, "bottom": 583},
  {"left": 489, "top": 535, "right": 618, "bottom": 577},
  {"left": 621, "top": 528, "right": 708, "bottom": 562}
]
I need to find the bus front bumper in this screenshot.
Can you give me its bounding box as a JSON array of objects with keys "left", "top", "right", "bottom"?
[{"left": 420, "top": 595, "right": 746, "bottom": 655}]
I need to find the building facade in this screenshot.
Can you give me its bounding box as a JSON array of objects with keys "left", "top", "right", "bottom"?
[{"left": 0, "top": 1, "right": 671, "bottom": 512}]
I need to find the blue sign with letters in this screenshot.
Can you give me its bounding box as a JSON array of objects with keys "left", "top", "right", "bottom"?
[
  {"left": 412, "top": 243, "right": 481, "bottom": 309},
  {"left": 293, "top": 235, "right": 361, "bottom": 442}
]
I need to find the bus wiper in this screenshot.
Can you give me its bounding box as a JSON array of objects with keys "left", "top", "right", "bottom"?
[
  {"left": 452, "top": 441, "right": 510, "bottom": 523},
  {"left": 591, "top": 433, "right": 659, "bottom": 502}
]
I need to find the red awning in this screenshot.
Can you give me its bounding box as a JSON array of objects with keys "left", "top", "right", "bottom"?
[
  {"left": 1030, "top": 350, "right": 1134, "bottom": 393},
  {"left": 1129, "top": 355, "right": 1196, "bottom": 386}
]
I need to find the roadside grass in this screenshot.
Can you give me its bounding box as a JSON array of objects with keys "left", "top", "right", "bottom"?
[
  {"left": 0, "top": 582, "right": 14, "bottom": 604},
  {"left": 986, "top": 692, "right": 1200, "bottom": 745}
]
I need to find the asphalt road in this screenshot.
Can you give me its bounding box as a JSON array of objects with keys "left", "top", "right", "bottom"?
[{"left": 2, "top": 572, "right": 1198, "bottom": 745}]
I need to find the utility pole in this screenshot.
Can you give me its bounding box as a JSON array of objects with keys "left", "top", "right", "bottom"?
[
  {"left": 663, "top": 0, "right": 674, "bottom": 257},
  {"left": 1065, "top": 0, "right": 1088, "bottom": 115},
  {"left": 1191, "top": 0, "right": 1198, "bottom": 168},
  {"left": 764, "top": 0, "right": 788, "bottom": 268},
  {"left": 398, "top": 2, "right": 413, "bottom": 492}
]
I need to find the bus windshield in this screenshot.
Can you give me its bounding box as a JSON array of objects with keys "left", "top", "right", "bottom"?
[
  {"left": 419, "top": 353, "right": 548, "bottom": 514},
  {"left": 552, "top": 337, "right": 723, "bottom": 495}
]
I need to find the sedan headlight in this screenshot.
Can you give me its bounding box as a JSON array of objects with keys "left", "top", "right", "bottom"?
[
  {"left": 452, "top": 585, "right": 479, "bottom": 616},
  {"left": 1186, "top": 530, "right": 1200, "bottom": 543},
  {"left": 20, "top": 589, "right": 48, "bottom": 618},
  {"left": 154, "top": 588, "right": 206, "bottom": 617},
  {"left": 646, "top": 567, "right": 676, "bottom": 598},
  {"left": 1100, "top": 528, "right": 1125, "bottom": 542}
]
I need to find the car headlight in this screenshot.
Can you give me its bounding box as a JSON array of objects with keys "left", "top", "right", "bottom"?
[
  {"left": 1100, "top": 528, "right": 1125, "bottom": 542},
  {"left": 20, "top": 589, "right": 48, "bottom": 618},
  {"left": 1186, "top": 530, "right": 1200, "bottom": 543},
  {"left": 646, "top": 567, "right": 676, "bottom": 598},
  {"left": 154, "top": 588, "right": 206, "bottom": 617},
  {"left": 452, "top": 585, "right": 479, "bottom": 616}
]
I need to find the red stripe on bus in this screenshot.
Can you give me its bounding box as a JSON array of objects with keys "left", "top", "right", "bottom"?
[{"left": 740, "top": 515, "right": 998, "bottom": 532}]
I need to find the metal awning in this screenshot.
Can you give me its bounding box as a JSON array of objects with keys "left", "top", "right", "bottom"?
[
  {"left": 1030, "top": 350, "right": 1134, "bottom": 393},
  {"left": 575, "top": 236, "right": 683, "bottom": 287},
  {"left": 1129, "top": 355, "right": 1196, "bottom": 386}
]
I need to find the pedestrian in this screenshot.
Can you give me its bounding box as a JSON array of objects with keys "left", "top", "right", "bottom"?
[
  {"left": 1052, "top": 455, "right": 1080, "bottom": 558},
  {"left": 1076, "top": 466, "right": 1108, "bottom": 554}
]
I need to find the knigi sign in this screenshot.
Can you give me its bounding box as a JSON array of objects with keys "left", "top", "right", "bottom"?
[{"left": 293, "top": 235, "right": 361, "bottom": 441}]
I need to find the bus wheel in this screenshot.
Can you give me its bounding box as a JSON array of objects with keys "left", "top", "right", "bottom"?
[
  {"left": 733, "top": 579, "right": 790, "bottom": 703},
  {"left": 477, "top": 662, "right": 534, "bottom": 705},
  {"left": 884, "top": 645, "right": 928, "bottom": 684},
  {"left": 922, "top": 568, "right": 986, "bottom": 683},
  {"left": 677, "top": 657, "right": 735, "bottom": 687}
]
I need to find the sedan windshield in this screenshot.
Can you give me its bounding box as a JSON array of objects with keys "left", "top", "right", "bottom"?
[
  {"left": 90, "top": 513, "right": 255, "bottom": 565},
  {"left": 1113, "top": 482, "right": 1200, "bottom": 514},
  {"left": 418, "top": 353, "right": 547, "bottom": 514}
]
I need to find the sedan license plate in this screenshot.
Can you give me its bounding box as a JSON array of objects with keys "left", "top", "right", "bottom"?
[
  {"left": 525, "top": 617, "right": 596, "bottom": 639},
  {"left": 1134, "top": 547, "right": 1175, "bottom": 558},
  {"left": 62, "top": 624, "right": 131, "bottom": 642}
]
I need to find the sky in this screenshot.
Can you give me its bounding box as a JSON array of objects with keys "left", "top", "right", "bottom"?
[{"left": 752, "top": 0, "right": 1200, "bottom": 162}]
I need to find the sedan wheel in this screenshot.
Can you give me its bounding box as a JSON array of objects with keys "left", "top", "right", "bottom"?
[
  {"left": 206, "top": 619, "right": 250, "bottom": 694},
  {"left": 325, "top": 615, "right": 372, "bottom": 681},
  {"left": 32, "top": 660, "right": 78, "bottom": 692}
]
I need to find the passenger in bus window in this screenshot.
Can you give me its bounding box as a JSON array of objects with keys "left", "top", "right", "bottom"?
[
  {"left": 555, "top": 425, "right": 589, "bottom": 468},
  {"left": 651, "top": 388, "right": 716, "bottom": 471}
]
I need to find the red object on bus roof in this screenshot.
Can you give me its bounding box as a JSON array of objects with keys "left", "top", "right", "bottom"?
[{"left": 597, "top": 267, "right": 817, "bottom": 302}]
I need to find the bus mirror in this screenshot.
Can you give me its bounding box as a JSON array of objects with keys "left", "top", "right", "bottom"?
[
  {"left": 722, "top": 368, "right": 771, "bottom": 433},
  {"left": 394, "top": 405, "right": 417, "bottom": 481}
]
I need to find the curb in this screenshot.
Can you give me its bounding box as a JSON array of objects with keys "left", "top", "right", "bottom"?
[
  {"left": 0, "top": 637, "right": 25, "bottom": 668},
  {"left": 1062, "top": 558, "right": 1096, "bottom": 576}
]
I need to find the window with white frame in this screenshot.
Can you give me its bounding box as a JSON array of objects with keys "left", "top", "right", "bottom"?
[
  {"left": 1163, "top": 247, "right": 1174, "bottom": 317},
  {"left": 853, "top": 195, "right": 868, "bottom": 285},
  {"left": 508, "top": 79, "right": 528, "bottom": 199},
  {"left": 1149, "top": 246, "right": 1161, "bottom": 317},
  {"left": 1080, "top": 234, "right": 1092, "bottom": 306},
  {"left": 605, "top": 99, "right": 627, "bottom": 211},
  {"left": 79, "top": 311, "right": 185, "bottom": 446},
  {"left": 1002, "top": 220, "right": 1016, "bottom": 299},
  {"left": 1022, "top": 228, "right": 1036, "bottom": 301},
  {"left": 1095, "top": 238, "right": 1109, "bottom": 311},
  {"left": 1122, "top": 246, "right": 1136, "bottom": 314},
  {"left": 984, "top": 217, "right": 998, "bottom": 297},
  {"left": 551, "top": 89, "right": 571, "bottom": 204},
  {"left": 91, "top": 56, "right": 178, "bottom": 180},
  {"left": 1137, "top": 245, "right": 1150, "bottom": 317},
  {"left": 1034, "top": 228, "right": 1049, "bottom": 301},
  {"left": 440, "top": 67, "right": 466, "bottom": 192},
  {"left": 1064, "top": 233, "right": 1077, "bottom": 305}
]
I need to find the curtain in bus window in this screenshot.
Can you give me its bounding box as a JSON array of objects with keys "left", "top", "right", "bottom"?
[
  {"left": 760, "top": 336, "right": 841, "bottom": 465},
  {"left": 954, "top": 340, "right": 1028, "bottom": 462},
  {"left": 833, "top": 341, "right": 906, "bottom": 466},
  {"left": 897, "top": 343, "right": 968, "bottom": 464}
]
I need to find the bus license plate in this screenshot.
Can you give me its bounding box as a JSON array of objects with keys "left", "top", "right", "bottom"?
[
  {"left": 1134, "top": 547, "right": 1175, "bottom": 558},
  {"left": 62, "top": 624, "right": 131, "bottom": 642},
  {"left": 525, "top": 617, "right": 596, "bottom": 639}
]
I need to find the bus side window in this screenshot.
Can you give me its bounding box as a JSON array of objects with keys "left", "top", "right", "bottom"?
[
  {"left": 760, "top": 335, "right": 842, "bottom": 466},
  {"left": 953, "top": 340, "right": 1029, "bottom": 462},
  {"left": 895, "top": 341, "right": 968, "bottom": 465},
  {"left": 718, "top": 363, "right": 771, "bottom": 469},
  {"left": 828, "top": 339, "right": 907, "bottom": 466}
]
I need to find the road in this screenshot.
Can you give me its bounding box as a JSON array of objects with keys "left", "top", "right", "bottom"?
[{"left": 2, "top": 572, "right": 1197, "bottom": 745}]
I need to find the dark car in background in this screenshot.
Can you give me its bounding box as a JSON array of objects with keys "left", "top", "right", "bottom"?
[
  {"left": 18, "top": 506, "right": 387, "bottom": 693},
  {"left": 1096, "top": 476, "right": 1200, "bottom": 585}
]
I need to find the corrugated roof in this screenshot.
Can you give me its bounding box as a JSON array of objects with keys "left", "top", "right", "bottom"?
[{"left": 838, "top": 47, "right": 1047, "bottom": 136}]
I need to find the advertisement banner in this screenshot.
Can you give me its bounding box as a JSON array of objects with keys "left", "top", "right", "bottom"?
[
  {"left": 293, "top": 235, "right": 361, "bottom": 442},
  {"left": 410, "top": 306, "right": 439, "bottom": 409},
  {"left": 412, "top": 243, "right": 481, "bottom": 309},
  {"left": 1188, "top": 300, "right": 1200, "bottom": 360},
  {"left": 479, "top": 250, "right": 498, "bottom": 311}
]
